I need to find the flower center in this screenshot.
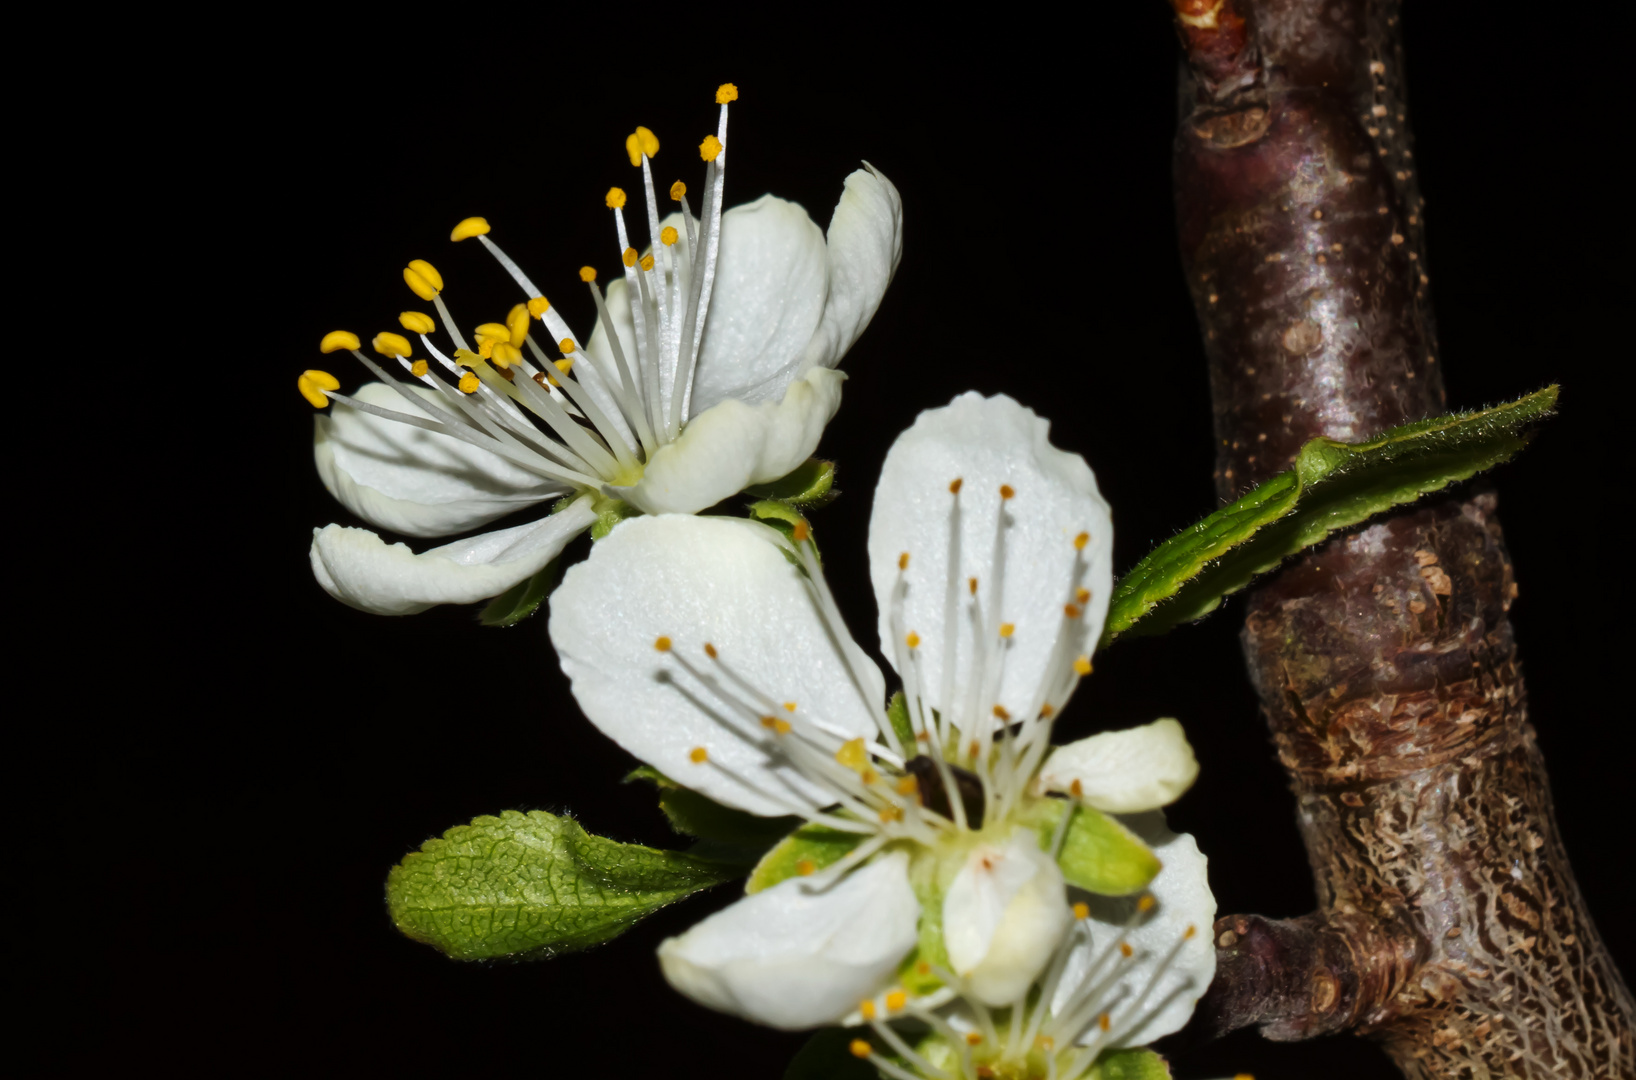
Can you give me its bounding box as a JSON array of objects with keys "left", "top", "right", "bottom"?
[{"left": 297, "top": 84, "right": 741, "bottom": 504}]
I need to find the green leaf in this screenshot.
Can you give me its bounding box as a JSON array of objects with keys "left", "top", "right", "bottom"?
[
  {"left": 886, "top": 692, "right": 915, "bottom": 750},
  {"left": 625, "top": 767, "right": 800, "bottom": 866},
  {"left": 477, "top": 556, "right": 564, "bottom": 627},
  {"left": 1033, "top": 801, "right": 1161, "bottom": 896},
  {"left": 1089, "top": 1047, "right": 1172, "bottom": 1080},
  {"left": 783, "top": 1028, "right": 880, "bottom": 1080},
  {"left": 746, "top": 823, "right": 863, "bottom": 894},
  {"left": 1104, "top": 387, "right": 1557, "bottom": 642},
  {"left": 746, "top": 458, "right": 837, "bottom": 508},
  {"left": 387, "top": 809, "right": 739, "bottom": 961}
]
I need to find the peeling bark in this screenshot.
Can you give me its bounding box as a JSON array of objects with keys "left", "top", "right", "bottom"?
[{"left": 1168, "top": 2, "right": 1634, "bottom": 1076}]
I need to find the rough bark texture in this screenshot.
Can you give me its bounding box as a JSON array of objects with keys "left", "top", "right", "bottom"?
[{"left": 1169, "top": 2, "right": 1634, "bottom": 1077}]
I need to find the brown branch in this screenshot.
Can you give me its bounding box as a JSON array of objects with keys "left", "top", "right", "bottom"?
[{"left": 1168, "top": 2, "right": 1635, "bottom": 1076}]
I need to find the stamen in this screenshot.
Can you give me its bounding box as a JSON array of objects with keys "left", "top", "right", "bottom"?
[
  {"left": 699, "top": 134, "right": 723, "bottom": 161},
  {"left": 661, "top": 225, "right": 678, "bottom": 246},
  {"left": 949, "top": 478, "right": 963, "bottom": 494},
  {"left": 715, "top": 82, "right": 739, "bottom": 103},
  {"left": 606, "top": 187, "right": 627, "bottom": 209},
  {"left": 399, "top": 311, "right": 435, "bottom": 335},
  {"left": 320, "top": 330, "right": 360, "bottom": 354},
  {"left": 579, "top": 266, "right": 596, "bottom": 282},
  {"left": 625, "top": 125, "right": 659, "bottom": 166},
  {"left": 999, "top": 623, "right": 1015, "bottom": 638},
  {"left": 654, "top": 636, "right": 672, "bottom": 652},
  {"left": 999, "top": 484, "right": 1015, "bottom": 500},
  {"left": 297, "top": 370, "right": 339, "bottom": 407},
  {"left": 410, "top": 360, "right": 428, "bottom": 378},
  {"left": 640, "top": 253, "right": 655, "bottom": 271},
  {"left": 622, "top": 247, "right": 638, "bottom": 268},
  {"left": 670, "top": 180, "right": 686, "bottom": 200},
  {"left": 1074, "top": 531, "right": 1090, "bottom": 550},
  {"left": 905, "top": 632, "right": 920, "bottom": 649},
  {"left": 403, "top": 259, "right": 443, "bottom": 300},
  {"left": 885, "top": 990, "right": 908, "bottom": 1013},
  {"left": 458, "top": 373, "right": 480, "bottom": 394},
  {"left": 797, "top": 859, "right": 816, "bottom": 876},
  {"left": 528, "top": 296, "right": 551, "bottom": 317},
  {"left": 689, "top": 746, "right": 708, "bottom": 763},
  {"left": 859, "top": 1000, "right": 877, "bottom": 1020},
  {"left": 449, "top": 216, "right": 490, "bottom": 241},
  {"left": 1073, "top": 902, "right": 1090, "bottom": 920},
  {"left": 1073, "top": 656, "right": 1092, "bottom": 676}
]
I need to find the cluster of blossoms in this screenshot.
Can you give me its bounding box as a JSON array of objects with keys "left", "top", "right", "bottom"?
[{"left": 297, "top": 86, "right": 1218, "bottom": 1079}]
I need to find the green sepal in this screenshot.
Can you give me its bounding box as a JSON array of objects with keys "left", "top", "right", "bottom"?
[
  {"left": 1029, "top": 799, "right": 1161, "bottom": 896},
  {"left": 745, "top": 823, "right": 863, "bottom": 894},
  {"left": 386, "top": 809, "right": 739, "bottom": 961},
  {"left": 783, "top": 1028, "right": 881, "bottom": 1080},
  {"left": 477, "top": 556, "right": 564, "bottom": 627},
  {"left": 1088, "top": 1047, "right": 1172, "bottom": 1080},
  {"left": 886, "top": 692, "right": 915, "bottom": 750},
  {"left": 746, "top": 458, "right": 837, "bottom": 508},
  {"left": 748, "top": 500, "right": 820, "bottom": 566},
  {"left": 1103, "top": 386, "right": 1557, "bottom": 642},
  {"left": 625, "top": 766, "right": 799, "bottom": 866},
  {"left": 589, "top": 496, "right": 638, "bottom": 540},
  {"left": 900, "top": 851, "right": 953, "bottom": 996}
]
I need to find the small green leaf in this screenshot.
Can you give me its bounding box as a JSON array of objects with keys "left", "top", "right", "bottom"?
[
  {"left": 783, "top": 1028, "right": 880, "bottom": 1080},
  {"left": 1029, "top": 800, "right": 1160, "bottom": 896},
  {"left": 387, "top": 809, "right": 739, "bottom": 961},
  {"left": 477, "top": 557, "right": 564, "bottom": 627},
  {"left": 747, "top": 458, "right": 837, "bottom": 508},
  {"left": 886, "top": 692, "right": 915, "bottom": 750},
  {"left": 746, "top": 823, "right": 863, "bottom": 894},
  {"left": 625, "top": 767, "right": 799, "bottom": 865},
  {"left": 1104, "top": 387, "right": 1557, "bottom": 642},
  {"left": 1089, "top": 1047, "right": 1172, "bottom": 1080}
]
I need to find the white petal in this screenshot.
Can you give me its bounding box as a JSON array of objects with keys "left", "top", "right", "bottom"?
[
  {"left": 792, "top": 165, "right": 903, "bottom": 377},
  {"left": 616, "top": 368, "right": 843, "bottom": 514},
  {"left": 548, "top": 514, "right": 885, "bottom": 816},
  {"left": 867, "top": 393, "right": 1115, "bottom": 726},
  {"left": 1038, "top": 719, "right": 1200, "bottom": 813},
  {"left": 314, "top": 382, "right": 561, "bottom": 538},
  {"left": 309, "top": 495, "right": 597, "bottom": 616},
  {"left": 943, "top": 829, "right": 1073, "bottom": 1006},
  {"left": 688, "top": 195, "right": 830, "bottom": 414},
  {"left": 1051, "top": 814, "right": 1217, "bottom": 1047},
  {"left": 658, "top": 851, "right": 920, "bottom": 1029}
]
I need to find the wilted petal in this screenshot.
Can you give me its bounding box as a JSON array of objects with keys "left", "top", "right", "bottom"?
[
  {"left": 658, "top": 851, "right": 920, "bottom": 1029},
  {"left": 1038, "top": 719, "right": 1200, "bottom": 814},
  {"left": 314, "top": 382, "right": 562, "bottom": 538},
  {"left": 310, "top": 495, "right": 597, "bottom": 615}
]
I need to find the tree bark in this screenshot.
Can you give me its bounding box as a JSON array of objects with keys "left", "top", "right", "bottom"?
[{"left": 1168, "top": 2, "right": 1634, "bottom": 1076}]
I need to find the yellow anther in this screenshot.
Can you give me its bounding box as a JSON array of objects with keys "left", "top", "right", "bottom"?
[
  {"left": 905, "top": 631, "right": 920, "bottom": 649},
  {"left": 670, "top": 180, "right": 687, "bottom": 201},
  {"left": 475, "top": 321, "right": 511, "bottom": 344},
  {"left": 319, "top": 330, "right": 360, "bottom": 354},
  {"left": 895, "top": 775, "right": 919, "bottom": 796},
  {"left": 579, "top": 266, "right": 597, "bottom": 283},
  {"left": 849, "top": 1040, "right": 872, "bottom": 1060},
  {"left": 968, "top": 577, "right": 978, "bottom": 595},
  {"left": 949, "top": 478, "right": 964, "bottom": 494},
  {"left": 452, "top": 348, "right": 480, "bottom": 368},
  {"left": 606, "top": 187, "right": 627, "bottom": 210},
  {"left": 491, "top": 342, "right": 522, "bottom": 369},
  {"left": 1234, "top": 1074, "right": 1256, "bottom": 1080},
  {"left": 506, "top": 304, "right": 530, "bottom": 346},
  {"left": 716, "top": 83, "right": 739, "bottom": 104},
  {"left": 1070, "top": 779, "right": 1083, "bottom": 797},
  {"left": 1077, "top": 588, "right": 1090, "bottom": 604},
  {"left": 1064, "top": 604, "right": 1083, "bottom": 619},
  {"left": 624, "top": 125, "right": 660, "bottom": 166},
  {"left": 783, "top": 702, "right": 797, "bottom": 712},
  {"left": 968, "top": 740, "right": 980, "bottom": 758},
  {"left": 1073, "top": 655, "right": 1093, "bottom": 676},
  {"left": 835, "top": 738, "right": 867, "bottom": 770},
  {"left": 410, "top": 360, "right": 429, "bottom": 378},
  {"left": 297, "top": 370, "right": 340, "bottom": 408},
  {"left": 1000, "top": 484, "right": 1015, "bottom": 500},
  {"left": 450, "top": 216, "right": 491, "bottom": 242},
  {"left": 797, "top": 859, "right": 816, "bottom": 876},
  {"left": 757, "top": 716, "right": 790, "bottom": 735},
  {"left": 477, "top": 340, "right": 495, "bottom": 360},
  {"left": 398, "top": 312, "right": 435, "bottom": 335},
  {"left": 885, "top": 990, "right": 907, "bottom": 1012},
  {"left": 655, "top": 636, "right": 672, "bottom": 652},
  {"left": 639, "top": 253, "right": 655, "bottom": 271},
  {"left": 1121, "top": 942, "right": 1133, "bottom": 957},
  {"left": 1138, "top": 894, "right": 1156, "bottom": 913},
  {"left": 1040, "top": 703, "right": 1056, "bottom": 719},
  {"left": 660, "top": 225, "right": 679, "bottom": 246},
  {"left": 458, "top": 372, "right": 480, "bottom": 394},
  {"left": 792, "top": 519, "right": 810, "bottom": 543},
  {"left": 859, "top": 1000, "right": 876, "bottom": 1020},
  {"left": 528, "top": 296, "right": 551, "bottom": 317},
  {"left": 372, "top": 332, "right": 413, "bottom": 358},
  {"left": 404, "top": 267, "right": 438, "bottom": 301},
  {"left": 1099, "top": 1013, "right": 1112, "bottom": 1032},
  {"left": 623, "top": 247, "right": 638, "bottom": 268},
  {"left": 689, "top": 746, "right": 708, "bottom": 764},
  {"left": 917, "top": 962, "right": 930, "bottom": 975},
  {"left": 559, "top": 338, "right": 577, "bottom": 354},
  {"left": 993, "top": 705, "right": 1010, "bottom": 721},
  {"left": 1073, "top": 902, "right": 1090, "bottom": 920},
  {"left": 1185, "top": 924, "right": 1198, "bottom": 939},
  {"left": 1074, "top": 531, "right": 1090, "bottom": 550},
  {"left": 699, "top": 134, "right": 723, "bottom": 162},
  {"left": 861, "top": 767, "right": 879, "bottom": 785},
  {"left": 898, "top": 552, "right": 910, "bottom": 570},
  {"left": 965, "top": 1033, "right": 983, "bottom": 1047},
  {"left": 1035, "top": 1036, "right": 1054, "bottom": 1051},
  {"left": 704, "top": 642, "right": 718, "bottom": 659},
  {"left": 999, "top": 623, "right": 1015, "bottom": 638}
]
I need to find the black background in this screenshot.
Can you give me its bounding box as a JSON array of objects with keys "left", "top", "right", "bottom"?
[{"left": 76, "top": 7, "right": 1627, "bottom": 1078}]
